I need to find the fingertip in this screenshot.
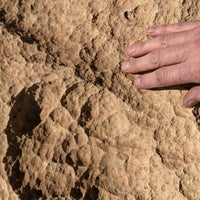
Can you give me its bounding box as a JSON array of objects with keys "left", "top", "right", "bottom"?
[
  {"left": 147, "top": 27, "right": 155, "bottom": 34},
  {"left": 134, "top": 78, "right": 142, "bottom": 88},
  {"left": 127, "top": 45, "right": 136, "bottom": 56},
  {"left": 182, "top": 95, "right": 188, "bottom": 108},
  {"left": 184, "top": 99, "right": 198, "bottom": 108},
  {"left": 182, "top": 86, "right": 200, "bottom": 108},
  {"left": 147, "top": 26, "right": 164, "bottom": 37},
  {"left": 182, "top": 100, "right": 189, "bottom": 108},
  {"left": 121, "top": 61, "right": 130, "bottom": 72},
  {"left": 147, "top": 26, "right": 159, "bottom": 36}
]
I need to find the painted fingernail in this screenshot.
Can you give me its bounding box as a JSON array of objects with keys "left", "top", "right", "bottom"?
[
  {"left": 134, "top": 78, "right": 141, "bottom": 87},
  {"left": 121, "top": 61, "right": 130, "bottom": 71},
  {"left": 187, "top": 99, "right": 198, "bottom": 108},
  {"left": 127, "top": 46, "right": 136, "bottom": 55}
]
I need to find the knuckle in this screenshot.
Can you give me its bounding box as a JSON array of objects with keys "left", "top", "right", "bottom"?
[
  {"left": 159, "top": 33, "right": 172, "bottom": 47},
  {"left": 189, "top": 65, "right": 199, "bottom": 82},
  {"left": 155, "top": 69, "right": 169, "bottom": 85},
  {"left": 186, "top": 40, "right": 200, "bottom": 55},
  {"left": 181, "top": 42, "right": 190, "bottom": 53},
  {"left": 179, "top": 67, "right": 189, "bottom": 81},
  {"left": 160, "top": 24, "right": 167, "bottom": 31},
  {"left": 130, "top": 59, "right": 137, "bottom": 70},
  {"left": 137, "top": 41, "right": 145, "bottom": 50},
  {"left": 175, "top": 22, "right": 185, "bottom": 30},
  {"left": 191, "top": 39, "right": 200, "bottom": 49},
  {"left": 191, "top": 27, "right": 200, "bottom": 39},
  {"left": 149, "top": 50, "right": 161, "bottom": 67},
  {"left": 191, "top": 86, "right": 200, "bottom": 96}
]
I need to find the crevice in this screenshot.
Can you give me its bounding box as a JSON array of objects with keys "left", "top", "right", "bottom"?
[
  {"left": 84, "top": 186, "right": 99, "bottom": 200},
  {"left": 70, "top": 169, "right": 97, "bottom": 200},
  {"left": 70, "top": 186, "right": 83, "bottom": 200},
  {"left": 20, "top": 184, "right": 43, "bottom": 200},
  {"left": 0, "top": 9, "right": 39, "bottom": 44},
  {"left": 3, "top": 84, "right": 42, "bottom": 197},
  {"left": 192, "top": 103, "right": 200, "bottom": 130},
  {"left": 155, "top": 147, "right": 164, "bottom": 164},
  {"left": 178, "top": 180, "right": 185, "bottom": 198},
  {"left": 60, "top": 83, "right": 80, "bottom": 108},
  {"left": 78, "top": 101, "right": 92, "bottom": 128},
  {"left": 75, "top": 62, "right": 136, "bottom": 113},
  {"left": 77, "top": 100, "right": 92, "bottom": 138}
]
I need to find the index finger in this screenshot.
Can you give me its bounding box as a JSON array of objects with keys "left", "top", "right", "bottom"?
[
  {"left": 127, "top": 30, "right": 190, "bottom": 57},
  {"left": 148, "top": 20, "right": 200, "bottom": 37}
]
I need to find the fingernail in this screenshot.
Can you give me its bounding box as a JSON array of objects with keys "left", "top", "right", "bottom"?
[
  {"left": 127, "top": 46, "right": 136, "bottom": 55},
  {"left": 148, "top": 28, "right": 155, "bottom": 34},
  {"left": 134, "top": 78, "right": 141, "bottom": 87},
  {"left": 187, "top": 99, "right": 198, "bottom": 108},
  {"left": 121, "top": 61, "right": 130, "bottom": 71}
]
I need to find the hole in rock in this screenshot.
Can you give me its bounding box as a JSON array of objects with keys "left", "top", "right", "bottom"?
[
  {"left": 3, "top": 84, "right": 42, "bottom": 197},
  {"left": 8, "top": 84, "right": 41, "bottom": 135},
  {"left": 70, "top": 187, "right": 83, "bottom": 199},
  {"left": 192, "top": 103, "right": 200, "bottom": 130},
  {"left": 20, "top": 184, "right": 43, "bottom": 200},
  {"left": 84, "top": 186, "right": 99, "bottom": 200}
]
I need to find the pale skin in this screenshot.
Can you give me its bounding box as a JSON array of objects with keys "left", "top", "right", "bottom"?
[{"left": 121, "top": 20, "right": 200, "bottom": 108}]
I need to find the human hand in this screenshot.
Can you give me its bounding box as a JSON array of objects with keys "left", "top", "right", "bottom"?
[{"left": 121, "top": 20, "right": 200, "bottom": 108}]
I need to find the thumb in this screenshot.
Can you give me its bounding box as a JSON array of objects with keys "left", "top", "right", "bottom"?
[{"left": 183, "top": 86, "right": 200, "bottom": 108}]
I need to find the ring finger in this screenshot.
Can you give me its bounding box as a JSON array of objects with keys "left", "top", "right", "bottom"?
[{"left": 134, "top": 63, "right": 193, "bottom": 89}]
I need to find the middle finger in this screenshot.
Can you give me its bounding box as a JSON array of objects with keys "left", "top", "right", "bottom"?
[{"left": 122, "top": 43, "right": 188, "bottom": 73}]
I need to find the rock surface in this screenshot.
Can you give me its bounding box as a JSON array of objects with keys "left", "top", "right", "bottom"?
[{"left": 1, "top": 0, "right": 200, "bottom": 199}]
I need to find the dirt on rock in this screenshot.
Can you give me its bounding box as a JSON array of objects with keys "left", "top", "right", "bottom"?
[{"left": 1, "top": 0, "right": 200, "bottom": 199}]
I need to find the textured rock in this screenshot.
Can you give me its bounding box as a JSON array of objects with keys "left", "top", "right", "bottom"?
[{"left": 1, "top": 0, "right": 200, "bottom": 199}]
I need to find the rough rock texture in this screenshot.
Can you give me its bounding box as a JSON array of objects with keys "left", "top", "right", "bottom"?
[{"left": 1, "top": 0, "right": 200, "bottom": 199}]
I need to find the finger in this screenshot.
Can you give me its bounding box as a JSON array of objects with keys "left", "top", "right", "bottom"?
[
  {"left": 127, "top": 30, "right": 193, "bottom": 57},
  {"left": 183, "top": 86, "right": 200, "bottom": 108},
  {"left": 147, "top": 20, "right": 200, "bottom": 37},
  {"left": 122, "top": 44, "right": 187, "bottom": 73},
  {"left": 134, "top": 64, "right": 193, "bottom": 89}
]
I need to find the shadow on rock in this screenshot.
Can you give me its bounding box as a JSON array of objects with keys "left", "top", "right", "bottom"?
[
  {"left": 3, "top": 84, "right": 42, "bottom": 199},
  {"left": 193, "top": 103, "right": 200, "bottom": 130}
]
